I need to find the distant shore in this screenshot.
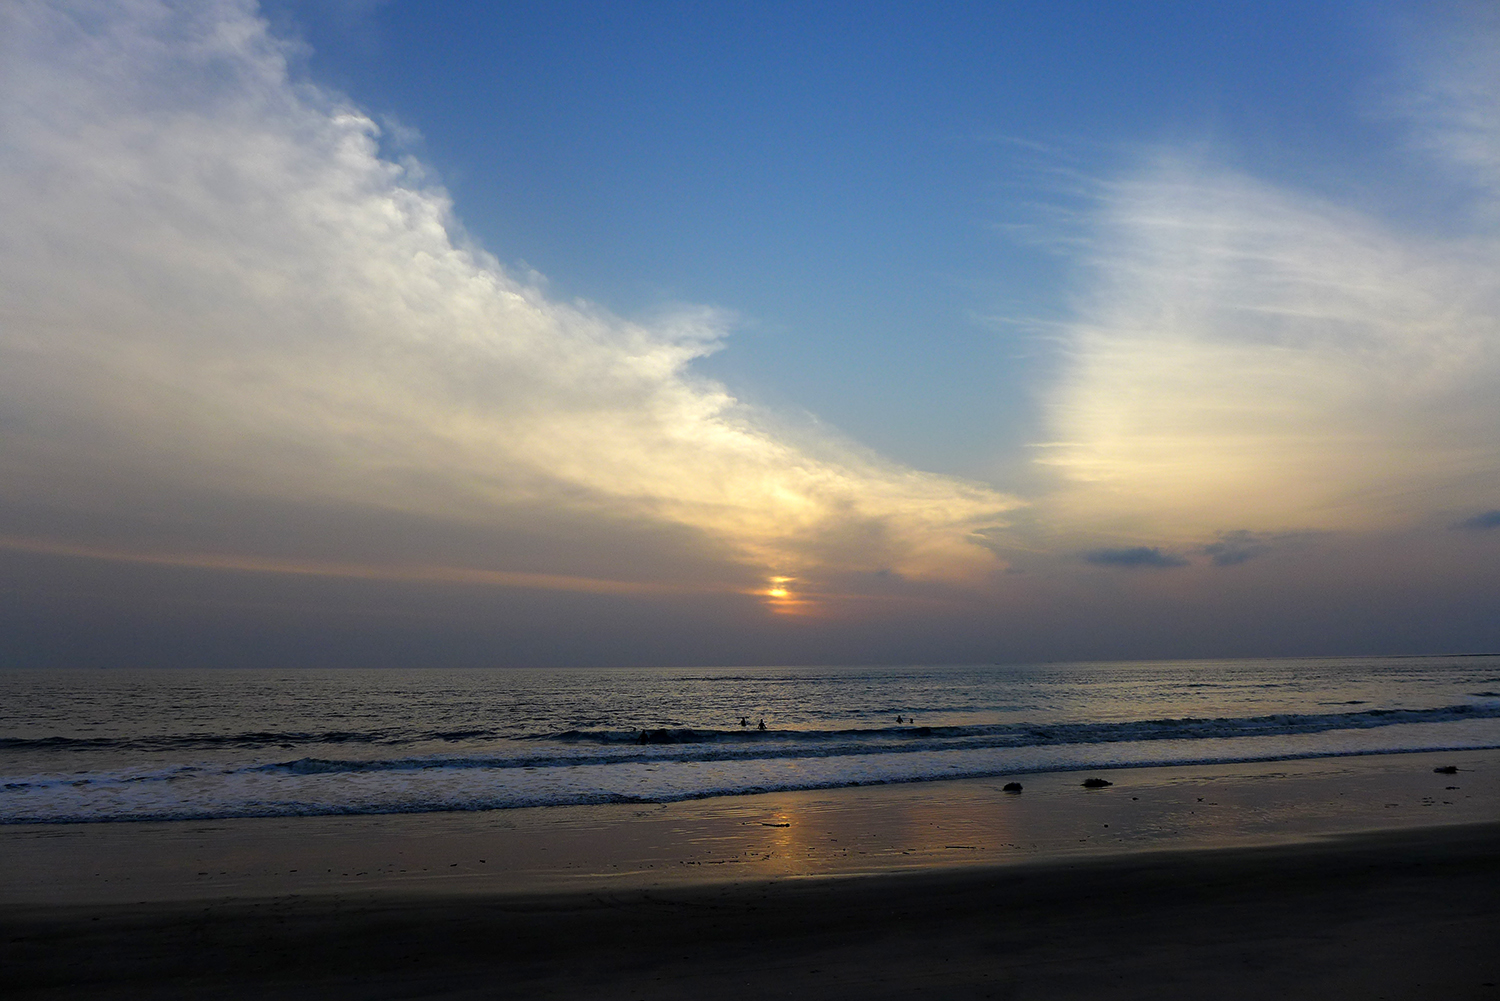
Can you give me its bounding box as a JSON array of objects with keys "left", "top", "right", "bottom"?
[{"left": 5, "top": 749, "right": 1498, "bottom": 998}]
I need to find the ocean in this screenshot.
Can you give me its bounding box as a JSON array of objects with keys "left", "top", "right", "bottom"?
[{"left": 3, "top": 656, "right": 1499, "bottom": 824}]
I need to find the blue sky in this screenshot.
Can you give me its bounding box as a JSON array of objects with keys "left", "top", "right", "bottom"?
[
  {"left": 270, "top": 0, "right": 1417, "bottom": 480},
  {"left": 2, "top": 0, "right": 1498, "bottom": 666}
]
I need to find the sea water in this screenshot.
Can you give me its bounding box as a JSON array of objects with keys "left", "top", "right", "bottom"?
[{"left": 3, "top": 656, "right": 1499, "bottom": 823}]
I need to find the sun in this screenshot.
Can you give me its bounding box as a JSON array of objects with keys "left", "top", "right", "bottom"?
[{"left": 762, "top": 576, "right": 801, "bottom": 612}]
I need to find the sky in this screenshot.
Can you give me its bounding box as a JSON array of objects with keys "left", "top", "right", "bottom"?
[{"left": 2, "top": 0, "right": 1498, "bottom": 668}]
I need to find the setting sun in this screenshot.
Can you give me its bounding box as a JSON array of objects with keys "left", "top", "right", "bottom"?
[
  {"left": 762, "top": 576, "right": 807, "bottom": 613},
  {"left": 5, "top": 5, "right": 1499, "bottom": 999}
]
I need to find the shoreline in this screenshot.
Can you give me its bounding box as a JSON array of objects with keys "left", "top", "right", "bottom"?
[
  {"left": 4, "top": 746, "right": 1497, "bottom": 905},
  {"left": 6, "top": 749, "right": 1498, "bottom": 998}
]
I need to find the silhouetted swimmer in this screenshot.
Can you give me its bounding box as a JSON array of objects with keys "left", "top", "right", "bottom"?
[
  {"left": 740, "top": 716, "right": 749, "bottom": 727},
  {"left": 895, "top": 715, "right": 904, "bottom": 724},
  {"left": 757, "top": 718, "right": 766, "bottom": 731}
]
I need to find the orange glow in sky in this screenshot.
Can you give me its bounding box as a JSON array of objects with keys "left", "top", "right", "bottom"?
[{"left": 763, "top": 576, "right": 806, "bottom": 614}]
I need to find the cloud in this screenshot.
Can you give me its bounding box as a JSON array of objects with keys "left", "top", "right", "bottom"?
[
  {"left": 1456, "top": 510, "right": 1500, "bottom": 530},
  {"left": 1201, "top": 530, "right": 1272, "bottom": 566},
  {"left": 1037, "top": 34, "right": 1500, "bottom": 548},
  {"left": 1403, "top": 14, "right": 1500, "bottom": 214},
  {"left": 1082, "top": 547, "right": 1187, "bottom": 569},
  {"left": 0, "top": 0, "right": 1017, "bottom": 604}
]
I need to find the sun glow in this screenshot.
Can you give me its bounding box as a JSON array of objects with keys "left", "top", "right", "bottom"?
[
  {"left": 763, "top": 576, "right": 805, "bottom": 613},
  {"left": 0, "top": 0, "right": 1022, "bottom": 618}
]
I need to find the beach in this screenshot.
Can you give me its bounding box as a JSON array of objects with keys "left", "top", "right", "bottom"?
[
  {"left": 8, "top": 2, "right": 1500, "bottom": 996},
  {"left": 6, "top": 749, "right": 1499, "bottom": 998}
]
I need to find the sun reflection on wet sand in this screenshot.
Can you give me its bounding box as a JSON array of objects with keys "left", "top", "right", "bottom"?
[{"left": 4, "top": 750, "right": 1498, "bottom": 905}]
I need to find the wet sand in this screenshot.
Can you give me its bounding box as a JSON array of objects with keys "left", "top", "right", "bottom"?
[{"left": 5, "top": 750, "right": 1499, "bottom": 998}]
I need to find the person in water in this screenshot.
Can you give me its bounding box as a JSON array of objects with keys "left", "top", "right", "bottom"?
[
  {"left": 739, "top": 716, "right": 749, "bottom": 727},
  {"left": 757, "top": 718, "right": 766, "bottom": 731},
  {"left": 896, "top": 715, "right": 904, "bottom": 724}
]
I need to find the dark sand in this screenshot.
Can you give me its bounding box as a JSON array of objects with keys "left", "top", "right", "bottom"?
[{"left": 5, "top": 750, "right": 1499, "bottom": 999}]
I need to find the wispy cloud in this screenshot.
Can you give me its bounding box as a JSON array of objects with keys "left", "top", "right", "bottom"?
[
  {"left": 1201, "top": 530, "right": 1273, "bottom": 567},
  {"left": 0, "top": 1, "right": 1017, "bottom": 605},
  {"left": 1039, "top": 96, "right": 1500, "bottom": 546},
  {"left": 0, "top": 535, "right": 702, "bottom": 595},
  {"left": 1403, "top": 14, "right": 1500, "bottom": 214}
]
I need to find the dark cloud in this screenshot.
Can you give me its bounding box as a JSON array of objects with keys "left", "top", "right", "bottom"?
[
  {"left": 1202, "top": 530, "right": 1272, "bottom": 566},
  {"left": 1082, "top": 547, "right": 1188, "bottom": 569},
  {"left": 1456, "top": 510, "right": 1500, "bottom": 530}
]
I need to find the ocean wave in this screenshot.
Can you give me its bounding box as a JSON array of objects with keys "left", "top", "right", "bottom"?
[
  {"left": 537, "top": 701, "right": 1500, "bottom": 747},
  {"left": 242, "top": 703, "right": 1500, "bottom": 775},
  {"left": 8, "top": 703, "right": 1494, "bottom": 786},
  {"left": 7, "top": 702, "right": 1497, "bottom": 762},
  {"left": 0, "top": 727, "right": 491, "bottom": 753},
  {"left": 5, "top": 740, "right": 1499, "bottom": 825}
]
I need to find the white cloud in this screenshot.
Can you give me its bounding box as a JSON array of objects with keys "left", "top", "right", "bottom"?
[
  {"left": 1404, "top": 16, "right": 1500, "bottom": 211},
  {"left": 0, "top": 0, "right": 1016, "bottom": 598},
  {"left": 1039, "top": 137, "right": 1500, "bottom": 543}
]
